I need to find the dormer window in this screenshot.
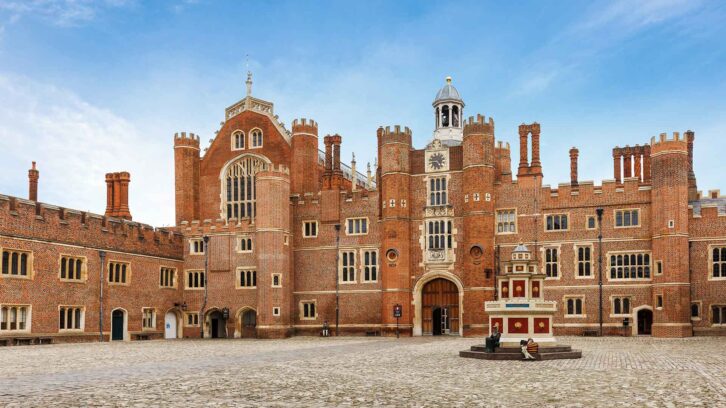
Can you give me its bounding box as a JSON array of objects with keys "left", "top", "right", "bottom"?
[{"left": 232, "top": 131, "right": 245, "bottom": 150}]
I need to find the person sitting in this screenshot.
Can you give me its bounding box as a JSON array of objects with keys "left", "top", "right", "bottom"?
[
  {"left": 485, "top": 325, "right": 501, "bottom": 352},
  {"left": 520, "top": 339, "right": 536, "bottom": 360},
  {"left": 321, "top": 321, "right": 330, "bottom": 337}
]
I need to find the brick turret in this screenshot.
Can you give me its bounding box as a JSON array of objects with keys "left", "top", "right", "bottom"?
[
  {"left": 255, "top": 165, "right": 292, "bottom": 338},
  {"left": 28, "top": 162, "right": 39, "bottom": 202},
  {"left": 378, "top": 125, "right": 413, "bottom": 335},
  {"left": 174, "top": 132, "right": 200, "bottom": 224},
  {"left": 650, "top": 132, "right": 691, "bottom": 337},
  {"left": 290, "top": 118, "right": 319, "bottom": 195},
  {"left": 462, "top": 115, "right": 496, "bottom": 336}
]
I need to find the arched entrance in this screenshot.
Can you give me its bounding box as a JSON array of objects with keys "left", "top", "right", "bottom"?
[
  {"left": 207, "top": 310, "right": 227, "bottom": 339},
  {"left": 241, "top": 309, "right": 257, "bottom": 338},
  {"left": 111, "top": 309, "right": 127, "bottom": 341},
  {"left": 164, "top": 310, "right": 181, "bottom": 339},
  {"left": 422, "top": 278, "right": 459, "bottom": 335},
  {"left": 637, "top": 308, "right": 653, "bottom": 335}
]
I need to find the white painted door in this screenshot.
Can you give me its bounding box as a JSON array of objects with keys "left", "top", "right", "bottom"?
[{"left": 164, "top": 312, "right": 177, "bottom": 339}]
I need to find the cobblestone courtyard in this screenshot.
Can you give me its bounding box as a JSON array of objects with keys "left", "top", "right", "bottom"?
[{"left": 0, "top": 336, "right": 724, "bottom": 407}]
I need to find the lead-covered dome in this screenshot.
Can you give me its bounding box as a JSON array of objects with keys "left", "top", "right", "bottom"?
[{"left": 433, "top": 76, "right": 463, "bottom": 104}]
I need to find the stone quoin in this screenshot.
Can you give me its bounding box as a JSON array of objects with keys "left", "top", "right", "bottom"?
[{"left": 1, "top": 75, "right": 725, "bottom": 343}]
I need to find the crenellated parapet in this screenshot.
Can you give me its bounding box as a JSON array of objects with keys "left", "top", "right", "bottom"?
[
  {"left": 378, "top": 125, "right": 412, "bottom": 145},
  {"left": 174, "top": 131, "right": 201, "bottom": 150},
  {"left": 650, "top": 131, "right": 688, "bottom": 155},
  {"left": 291, "top": 118, "right": 318, "bottom": 135},
  {"left": 463, "top": 114, "right": 494, "bottom": 136},
  {"left": 0, "top": 194, "right": 183, "bottom": 259}
]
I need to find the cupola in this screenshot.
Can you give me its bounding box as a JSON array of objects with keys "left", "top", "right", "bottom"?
[{"left": 432, "top": 76, "right": 465, "bottom": 144}]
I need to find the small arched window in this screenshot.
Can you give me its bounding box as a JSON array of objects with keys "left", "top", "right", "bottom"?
[
  {"left": 452, "top": 105, "right": 459, "bottom": 127},
  {"left": 250, "top": 129, "right": 263, "bottom": 148},
  {"left": 232, "top": 131, "right": 245, "bottom": 150},
  {"left": 441, "top": 105, "right": 450, "bottom": 127}
]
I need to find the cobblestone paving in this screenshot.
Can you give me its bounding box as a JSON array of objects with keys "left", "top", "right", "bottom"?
[{"left": 0, "top": 336, "right": 724, "bottom": 407}]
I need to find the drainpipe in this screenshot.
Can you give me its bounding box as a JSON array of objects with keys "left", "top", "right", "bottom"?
[
  {"left": 334, "top": 224, "right": 340, "bottom": 337},
  {"left": 99, "top": 250, "right": 106, "bottom": 342},
  {"left": 199, "top": 235, "right": 209, "bottom": 338},
  {"left": 596, "top": 208, "right": 604, "bottom": 336}
]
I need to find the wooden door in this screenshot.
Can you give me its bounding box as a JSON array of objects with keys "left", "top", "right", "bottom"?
[
  {"left": 422, "top": 278, "right": 459, "bottom": 335},
  {"left": 112, "top": 310, "right": 124, "bottom": 341}
]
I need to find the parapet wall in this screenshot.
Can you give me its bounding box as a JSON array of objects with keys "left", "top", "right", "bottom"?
[
  {"left": 0, "top": 195, "right": 183, "bottom": 259},
  {"left": 463, "top": 114, "right": 494, "bottom": 136}
]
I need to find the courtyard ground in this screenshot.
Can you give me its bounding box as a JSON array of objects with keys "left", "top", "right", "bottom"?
[{"left": 0, "top": 336, "right": 724, "bottom": 407}]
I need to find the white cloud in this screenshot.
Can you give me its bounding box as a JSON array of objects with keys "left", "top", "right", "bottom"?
[
  {"left": 0, "top": 0, "right": 130, "bottom": 27},
  {"left": 0, "top": 73, "right": 175, "bottom": 226}
]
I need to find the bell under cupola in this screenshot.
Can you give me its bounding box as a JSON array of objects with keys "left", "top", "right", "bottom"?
[{"left": 432, "top": 76, "right": 464, "bottom": 145}]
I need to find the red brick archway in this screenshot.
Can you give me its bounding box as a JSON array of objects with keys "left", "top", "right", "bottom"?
[{"left": 421, "top": 278, "right": 460, "bottom": 335}]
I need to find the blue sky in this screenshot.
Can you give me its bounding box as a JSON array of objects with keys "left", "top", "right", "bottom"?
[{"left": 0, "top": 0, "right": 725, "bottom": 226}]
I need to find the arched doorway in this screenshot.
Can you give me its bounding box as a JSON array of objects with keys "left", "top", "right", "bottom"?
[
  {"left": 207, "top": 310, "right": 227, "bottom": 339},
  {"left": 241, "top": 309, "right": 257, "bottom": 338},
  {"left": 637, "top": 309, "right": 653, "bottom": 335},
  {"left": 422, "top": 278, "right": 459, "bottom": 335},
  {"left": 111, "top": 309, "right": 127, "bottom": 341},
  {"left": 164, "top": 310, "right": 180, "bottom": 339}
]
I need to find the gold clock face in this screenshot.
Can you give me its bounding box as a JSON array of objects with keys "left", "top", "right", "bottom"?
[{"left": 429, "top": 152, "right": 445, "bottom": 170}]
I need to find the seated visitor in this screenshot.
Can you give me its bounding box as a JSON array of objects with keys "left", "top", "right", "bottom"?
[
  {"left": 520, "top": 338, "right": 536, "bottom": 360},
  {"left": 485, "top": 325, "right": 501, "bottom": 352}
]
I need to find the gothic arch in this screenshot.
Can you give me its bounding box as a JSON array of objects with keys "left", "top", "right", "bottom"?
[{"left": 412, "top": 271, "right": 464, "bottom": 336}]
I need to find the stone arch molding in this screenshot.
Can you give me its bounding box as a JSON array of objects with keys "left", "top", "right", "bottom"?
[
  {"left": 218, "top": 153, "right": 272, "bottom": 221},
  {"left": 234, "top": 306, "right": 257, "bottom": 338},
  {"left": 412, "top": 270, "right": 465, "bottom": 336}
]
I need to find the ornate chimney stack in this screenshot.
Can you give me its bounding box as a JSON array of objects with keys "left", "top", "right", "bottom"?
[
  {"left": 28, "top": 162, "right": 39, "bottom": 202},
  {"left": 569, "top": 147, "right": 579, "bottom": 186}
]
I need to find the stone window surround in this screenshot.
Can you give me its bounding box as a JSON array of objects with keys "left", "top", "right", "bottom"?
[
  {"left": 231, "top": 129, "right": 245, "bottom": 151},
  {"left": 185, "top": 269, "right": 205, "bottom": 290},
  {"left": 691, "top": 300, "right": 702, "bottom": 321},
  {"left": 59, "top": 254, "right": 87, "bottom": 283},
  {"left": 572, "top": 243, "right": 594, "bottom": 279},
  {"left": 300, "top": 300, "right": 317, "bottom": 320},
  {"left": 185, "top": 312, "right": 200, "bottom": 327},
  {"left": 609, "top": 295, "right": 632, "bottom": 318},
  {"left": 236, "top": 235, "right": 253, "bottom": 253},
  {"left": 361, "top": 249, "right": 379, "bottom": 283},
  {"left": 58, "top": 305, "right": 85, "bottom": 332},
  {"left": 271, "top": 273, "right": 282, "bottom": 288},
  {"left": 708, "top": 244, "right": 726, "bottom": 281},
  {"left": 272, "top": 307, "right": 281, "bottom": 317},
  {"left": 345, "top": 217, "right": 369, "bottom": 236},
  {"left": 544, "top": 212, "right": 570, "bottom": 232},
  {"left": 302, "top": 220, "right": 318, "bottom": 238},
  {"left": 614, "top": 208, "right": 641, "bottom": 229},
  {"left": 142, "top": 307, "right": 156, "bottom": 331},
  {"left": 249, "top": 127, "right": 263, "bottom": 149},
  {"left": 607, "top": 250, "right": 652, "bottom": 282},
  {"left": 710, "top": 304, "right": 726, "bottom": 326},
  {"left": 586, "top": 215, "right": 598, "bottom": 230},
  {"left": 236, "top": 267, "right": 257, "bottom": 289},
  {"left": 656, "top": 294, "right": 664, "bottom": 310},
  {"left": 0, "top": 304, "right": 31, "bottom": 333},
  {"left": 563, "top": 295, "right": 586, "bottom": 318},
  {"left": 107, "top": 260, "right": 131, "bottom": 286},
  {"left": 541, "top": 245, "right": 561, "bottom": 280},
  {"left": 339, "top": 250, "right": 356, "bottom": 284},
  {"left": 0, "top": 247, "right": 34, "bottom": 280},
  {"left": 426, "top": 174, "right": 449, "bottom": 207},
  {"left": 159, "top": 266, "right": 177, "bottom": 289},
  {"left": 495, "top": 208, "right": 518, "bottom": 235},
  {"left": 189, "top": 238, "right": 204, "bottom": 256}
]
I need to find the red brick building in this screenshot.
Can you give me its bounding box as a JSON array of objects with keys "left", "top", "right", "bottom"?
[{"left": 1, "top": 75, "right": 725, "bottom": 344}]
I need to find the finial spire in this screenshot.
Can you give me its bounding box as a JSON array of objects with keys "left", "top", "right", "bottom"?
[
  {"left": 446, "top": 75, "right": 452, "bottom": 83},
  {"left": 245, "top": 54, "right": 253, "bottom": 96}
]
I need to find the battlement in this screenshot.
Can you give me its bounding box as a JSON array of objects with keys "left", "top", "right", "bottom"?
[
  {"left": 291, "top": 118, "right": 319, "bottom": 134},
  {"left": 650, "top": 131, "right": 689, "bottom": 154},
  {"left": 0, "top": 194, "right": 183, "bottom": 259},
  {"left": 174, "top": 132, "right": 201, "bottom": 148},
  {"left": 180, "top": 218, "right": 256, "bottom": 235},
  {"left": 378, "top": 125, "right": 412, "bottom": 137},
  {"left": 259, "top": 163, "right": 291, "bottom": 176},
  {"left": 463, "top": 114, "right": 495, "bottom": 136},
  {"left": 496, "top": 141, "right": 511, "bottom": 151}
]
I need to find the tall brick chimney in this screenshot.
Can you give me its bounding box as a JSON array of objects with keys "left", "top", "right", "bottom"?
[
  {"left": 569, "top": 147, "right": 579, "bottom": 186},
  {"left": 518, "top": 124, "right": 529, "bottom": 172},
  {"left": 28, "top": 162, "right": 39, "bottom": 201},
  {"left": 105, "top": 172, "right": 132, "bottom": 220}
]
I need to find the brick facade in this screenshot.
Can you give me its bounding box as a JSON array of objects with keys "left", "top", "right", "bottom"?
[{"left": 1, "top": 78, "right": 724, "bottom": 343}]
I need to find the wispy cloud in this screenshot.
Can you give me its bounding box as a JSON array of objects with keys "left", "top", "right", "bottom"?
[
  {"left": 0, "top": 0, "right": 130, "bottom": 27},
  {"left": 0, "top": 73, "right": 175, "bottom": 226}
]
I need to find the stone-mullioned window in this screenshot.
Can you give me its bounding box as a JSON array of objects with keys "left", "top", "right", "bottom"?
[
  {"left": 609, "top": 252, "right": 651, "bottom": 280},
  {"left": 59, "top": 306, "right": 83, "bottom": 331}
]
